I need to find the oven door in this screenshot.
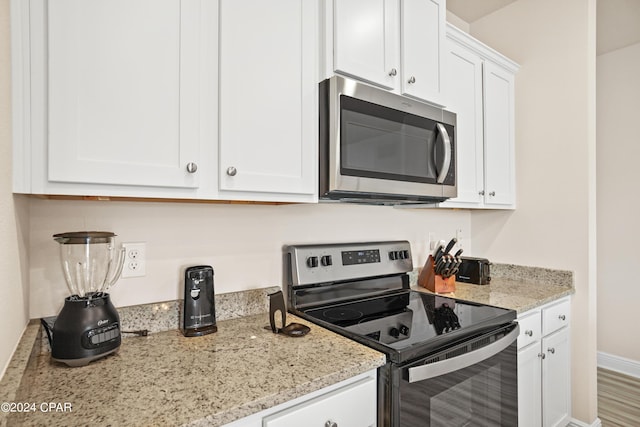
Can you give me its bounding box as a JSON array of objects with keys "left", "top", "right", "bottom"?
[{"left": 387, "top": 323, "right": 519, "bottom": 427}]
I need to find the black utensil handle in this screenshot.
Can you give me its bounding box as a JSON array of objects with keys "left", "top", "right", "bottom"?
[
  {"left": 268, "top": 291, "right": 287, "bottom": 334},
  {"left": 444, "top": 238, "right": 457, "bottom": 255}
]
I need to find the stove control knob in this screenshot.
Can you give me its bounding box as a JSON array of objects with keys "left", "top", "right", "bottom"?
[
  {"left": 306, "top": 256, "right": 319, "bottom": 268},
  {"left": 389, "top": 327, "right": 400, "bottom": 338},
  {"left": 321, "top": 255, "right": 333, "bottom": 266},
  {"left": 402, "top": 250, "right": 410, "bottom": 260},
  {"left": 399, "top": 324, "right": 410, "bottom": 336},
  {"left": 389, "top": 251, "right": 397, "bottom": 260}
]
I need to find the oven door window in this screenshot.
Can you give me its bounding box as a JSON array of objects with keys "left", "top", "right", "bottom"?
[
  {"left": 340, "top": 95, "right": 444, "bottom": 184},
  {"left": 398, "top": 337, "right": 518, "bottom": 427}
]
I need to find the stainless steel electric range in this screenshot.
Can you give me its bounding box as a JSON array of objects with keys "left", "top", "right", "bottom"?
[{"left": 285, "top": 241, "right": 519, "bottom": 427}]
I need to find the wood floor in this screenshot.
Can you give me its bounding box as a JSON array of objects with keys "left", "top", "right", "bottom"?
[{"left": 598, "top": 368, "right": 640, "bottom": 426}]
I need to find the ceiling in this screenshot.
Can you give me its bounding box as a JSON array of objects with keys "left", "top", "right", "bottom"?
[{"left": 446, "top": 0, "right": 640, "bottom": 55}]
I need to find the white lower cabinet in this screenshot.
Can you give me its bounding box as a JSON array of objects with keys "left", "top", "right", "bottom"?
[
  {"left": 223, "top": 370, "right": 377, "bottom": 427},
  {"left": 517, "top": 298, "right": 571, "bottom": 427}
]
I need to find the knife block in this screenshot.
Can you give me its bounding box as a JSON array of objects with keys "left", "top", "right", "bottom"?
[{"left": 418, "top": 255, "right": 456, "bottom": 294}]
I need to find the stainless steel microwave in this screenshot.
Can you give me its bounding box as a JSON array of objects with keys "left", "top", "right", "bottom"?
[{"left": 319, "top": 76, "right": 456, "bottom": 205}]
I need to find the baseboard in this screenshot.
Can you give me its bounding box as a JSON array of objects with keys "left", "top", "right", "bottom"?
[
  {"left": 568, "top": 417, "right": 602, "bottom": 427},
  {"left": 597, "top": 351, "right": 640, "bottom": 378}
]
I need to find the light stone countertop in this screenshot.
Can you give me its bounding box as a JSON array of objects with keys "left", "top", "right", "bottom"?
[
  {"left": 411, "top": 263, "right": 575, "bottom": 314},
  {"left": 1, "top": 263, "right": 574, "bottom": 427},
  {"left": 1, "top": 313, "right": 385, "bottom": 427}
]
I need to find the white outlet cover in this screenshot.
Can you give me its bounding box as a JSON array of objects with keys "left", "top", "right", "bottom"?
[{"left": 121, "top": 242, "right": 146, "bottom": 278}]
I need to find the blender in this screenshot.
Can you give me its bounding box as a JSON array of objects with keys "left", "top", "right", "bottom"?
[{"left": 50, "top": 231, "right": 125, "bottom": 367}]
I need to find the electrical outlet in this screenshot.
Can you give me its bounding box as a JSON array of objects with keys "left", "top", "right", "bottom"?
[
  {"left": 456, "top": 228, "right": 464, "bottom": 250},
  {"left": 121, "top": 242, "right": 146, "bottom": 278}
]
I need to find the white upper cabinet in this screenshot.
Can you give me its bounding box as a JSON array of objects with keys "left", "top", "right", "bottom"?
[
  {"left": 400, "top": 0, "right": 446, "bottom": 103},
  {"left": 14, "top": 0, "right": 218, "bottom": 198},
  {"left": 483, "top": 61, "right": 516, "bottom": 207},
  {"left": 218, "top": 0, "right": 318, "bottom": 201},
  {"left": 329, "top": 0, "right": 445, "bottom": 106},
  {"left": 333, "top": 0, "right": 399, "bottom": 90},
  {"left": 439, "top": 24, "right": 518, "bottom": 209},
  {"left": 12, "top": 0, "right": 318, "bottom": 202}
]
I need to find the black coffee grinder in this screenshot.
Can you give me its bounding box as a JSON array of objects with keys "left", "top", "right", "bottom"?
[{"left": 49, "top": 232, "right": 125, "bottom": 367}]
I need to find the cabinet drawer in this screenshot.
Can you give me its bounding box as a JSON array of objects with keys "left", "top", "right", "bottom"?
[
  {"left": 543, "top": 298, "right": 570, "bottom": 336},
  {"left": 517, "top": 311, "right": 541, "bottom": 349},
  {"left": 263, "top": 376, "right": 376, "bottom": 427}
]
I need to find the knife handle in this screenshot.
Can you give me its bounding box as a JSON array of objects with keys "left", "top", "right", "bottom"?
[{"left": 443, "top": 238, "right": 457, "bottom": 255}]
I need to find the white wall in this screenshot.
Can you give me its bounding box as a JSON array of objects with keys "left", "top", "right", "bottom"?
[
  {"left": 0, "top": 0, "right": 30, "bottom": 378},
  {"left": 597, "top": 41, "right": 640, "bottom": 362},
  {"left": 29, "top": 199, "right": 470, "bottom": 318},
  {"left": 467, "top": 0, "right": 598, "bottom": 424}
]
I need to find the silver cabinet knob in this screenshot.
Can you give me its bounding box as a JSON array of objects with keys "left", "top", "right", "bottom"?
[
  {"left": 548, "top": 347, "right": 556, "bottom": 354},
  {"left": 226, "top": 166, "right": 237, "bottom": 176},
  {"left": 479, "top": 190, "right": 485, "bottom": 196},
  {"left": 324, "top": 421, "right": 338, "bottom": 427},
  {"left": 558, "top": 314, "right": 566, "bottom": 321},
  {"left": 538, "top": 353, "right": 546, "bottom": 359},
  {"left": 186, "top": 162, "right": 198, "bottom": 173},
  {"left": 389, "top": 68, "right": 397, "bottom": 76},
  {"left": 408, "top": 76, "right": 416, "bottom": 84},
  {"left": 489, "top": 191, "right": 496, "bottom": 196},
  {"left": 525, "top": 330, "right": 533, "bottom": 337}
]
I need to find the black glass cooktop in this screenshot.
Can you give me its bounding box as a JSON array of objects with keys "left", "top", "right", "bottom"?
[{"left": 301, "top": 290, "right": 516, "bottom": 364}]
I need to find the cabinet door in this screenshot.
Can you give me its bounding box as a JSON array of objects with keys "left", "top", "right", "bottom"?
[
  {"left": 333, "top": 0, "right": 399, "bottom": 89},
  {"left": 263, "top": 376, "right": 376, "bottom": 427},
  {"left": 483, "top": 61, "right": 516, "bottom": 207},
  {"left": 47, "top": 0, "right": 202, "bottom": 189},
  {"left": 439, "top": 39, "right": 484, "bottom": 207},
  {"left": 517, "top": 344, "right": 543, "bottom": 427},
  {"left": 542, "top": 327, "right": 570, "bottom": 427},
  {"left": 218, "top": 0, "right": 316, "bottom": 198},
  {"left": 400, "top": 0, "right": 445, "bottom": 105}
]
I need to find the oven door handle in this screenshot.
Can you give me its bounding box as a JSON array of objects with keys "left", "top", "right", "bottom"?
[
  {"left": 407, "top": 324, "right": 519, "bottom": 383},
  {"left": 435, "top": 123, "right": 452, "bottom": 184}
]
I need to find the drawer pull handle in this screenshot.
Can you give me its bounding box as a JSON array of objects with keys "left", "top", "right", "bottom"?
[
  {"left": 226, "top": 166, "right": 237, "bottom": 176},
  {"left": 548, "top": 347, "right": 555, "bottom": 354},
  {"left": 408, "top": 76, "right": 416, "bottom": 84},
  {"left": 538, "top": 352, "right": 546, "bottom": 359},
  {"left": 389, "top": 68, "right": 397, "bottom": 76},
  {"left": 558, "top": 314, "right": 566, "bottom": 321},
  {"left": 525, "top": 330, "right": 533, "bottom": 337},
  {"left": 325, "top": 421, "right": 338, "bottom": 427}
]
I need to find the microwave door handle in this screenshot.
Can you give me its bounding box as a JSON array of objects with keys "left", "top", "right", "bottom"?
[
  {"left": 407, "top": 324, "right": 519, "bottom": 383},
  {"left": 435, "top": 123, "right": 452, "bottom": 183}
]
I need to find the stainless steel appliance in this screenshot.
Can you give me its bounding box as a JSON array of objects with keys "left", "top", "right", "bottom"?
[
  {"left": 180, "top": 265, "right": 218, "bottom": 337},
  {"left": 285, "top": 241, "right": 518, "bottom": 426},
  {"left": 319, "top": 76, "right": 457, "bottom": 205},
  {"left": 50, "top": 231, "right": 125, "bottom": 367}
]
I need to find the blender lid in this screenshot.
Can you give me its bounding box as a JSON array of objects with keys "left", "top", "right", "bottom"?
[{"left": 53, "top": 231, "right": 117, "bottom": 244}]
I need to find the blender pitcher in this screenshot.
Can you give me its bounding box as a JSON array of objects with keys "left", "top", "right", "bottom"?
[{"left": 50, "top": 231, "right": 125, "bottom": 367}]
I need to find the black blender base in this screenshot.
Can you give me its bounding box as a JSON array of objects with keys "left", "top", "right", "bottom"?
[{"left": 52, "top": 347, "right": 119, "bottom": 367}]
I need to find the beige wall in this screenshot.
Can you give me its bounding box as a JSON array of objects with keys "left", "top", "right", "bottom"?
[
  {"left": 596, "top": 41, "right": 640, "bottom": 362},
  {"left": 0, "top": 0, "right": 30, "bottom": 378},
  {"left": 28, "top": 199, "right": 470, "bottom": 318},
  {"left": 467, "top": 0, "right": 598, "bottom": 424}
]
